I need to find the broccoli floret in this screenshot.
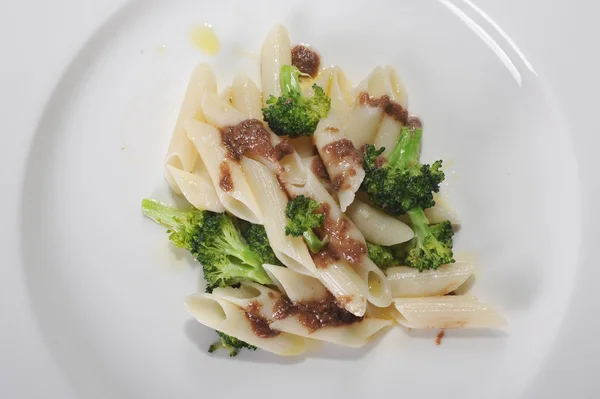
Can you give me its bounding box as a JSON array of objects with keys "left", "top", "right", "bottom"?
[
  {"left": 208, "top": 331, "right": 257, "bottom": 357},
  {"left": 284, "top": 195, "right": 328, "bottom": 253},
  {"left": 141, "top": 199, "right": 272, "bottom": 290},
  {"left": 360, "top": 125, "right": 455, "bottom": 271},
  {"left": 366, "top": 241, "right": 397, "bottom": 270},
  {"left": 401, "top": 209, "right": 455, "bottom": 271},
  {"left": 262, "top": 65, "right": 331, "bottom": 137},
  {"left": 361, "top": 127, "right": 445, "bottom": 216},
  {"left": 239, "top": 222, "right": 283, "bottom": 266}
]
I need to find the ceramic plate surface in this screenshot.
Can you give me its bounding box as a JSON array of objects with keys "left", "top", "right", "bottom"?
[{"left": 1, "top": 0, "right": 599, "bottom": 398}]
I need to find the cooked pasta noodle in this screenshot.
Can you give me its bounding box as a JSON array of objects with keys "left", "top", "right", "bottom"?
[{"left": 164, "top": 63, "right": 217, "bottom": 193}]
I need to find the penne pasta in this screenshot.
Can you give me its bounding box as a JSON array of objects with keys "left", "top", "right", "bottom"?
[
  {"left": 185, "top": 120, "right": 262, "bottom": 223},
  {"left": 297, "top": 170, "right": 392, "bottom": 308},
  {"left": 218, "top": 85, "right": 232, "bottom": 103},
  {"left": 240, "top": 157, "right": 315, "bottom": 274},
  {"left": 261, "top": 25, "right": 292, "bottom": 104},
  {"left": 313, "top": 113, "right": 365, "bottom": 211},
  {"left": 165, "top": 63, "right": 217, "bottom": 193},
  {"left": 201, "top": 92, "right": 306, "bottom": 186},
  {"left": 242, "top": 158, "right": 368, "bottom": 316},
  {"left": 345, "top": 199, "right": 414, "bottom": 245},
  {"left": 303, "top": 67, "right": 333, "bottom": 98},
  {"left": 165, "top": 165, "right": 224, "bottom": 213},
  {"left": 372, "top": 66, "right": 410, "bottom": 157},
  {"left": 386, "top": 262, "right": 475, "bottom": 298},
  {"left": 263, "top": 264, "right": 329, "bottom": 302},
  {"left": 186, "top": 292, "right": 308, "bottom": 356},
  {"left": 213, "top": 283, "right": 392, "bottom": 348},
  {"left": 343, "top": 68, "right": 388, "bottom": 148},
  {"left": 392, "top": 296, "right": 506, "bottom": 329},
  {"left": 328, "top": 66, "right": 354, "bottom": 120},
  {"left": 231, "top": 73, "right": 263, "bottom": 120}
]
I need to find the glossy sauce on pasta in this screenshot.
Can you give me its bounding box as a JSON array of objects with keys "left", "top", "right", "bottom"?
[
  {"left": 291, "top": 45, "right": 321, "bottom": 78},
  {"left": 272, "top": 293, "right": 362, "bottom": 332},
  {"left": 358, "top": 92, "right": 409, "bottom": 124},
  {"left": 322, "top": 138, "right": 363, "bottom": 190},
  {"left": 220, "top": 119, "right": 294, "bottom": 162}
]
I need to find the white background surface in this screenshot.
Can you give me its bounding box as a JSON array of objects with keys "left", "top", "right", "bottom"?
[{"left": 1, "top": 0, "right": 598, "bottom": 397}]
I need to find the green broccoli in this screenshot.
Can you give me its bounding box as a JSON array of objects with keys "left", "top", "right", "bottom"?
[
  {"left": 284, "top": 195, "right": 328, "bottom": 253},
  {"left": 262, "top": 65, "right": 331, "bottom": 137},
  {"left": 209, "top": 331, "right": 257, "bottom": 357},
  {"left": 141, "top": 199, "right": 272, "bottom": 290},
  {"left": 239, "top": 221, "right": 283, "bottom": 266},
  {"left": 360, "top": 125, "right": 455, "bottom": 271},
  {"left": 361, "top": 127, "right": 445, "bottom": 216},
  {"left": 366, "top": 241, "right": 397, "bottom": 270},
  {"left": 400, "top": 209, "right": 455, "bottom": 271}
]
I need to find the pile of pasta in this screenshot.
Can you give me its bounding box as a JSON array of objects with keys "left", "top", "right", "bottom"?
[{"left": 162, "top": 25, "right": 504, "bottom": 355}]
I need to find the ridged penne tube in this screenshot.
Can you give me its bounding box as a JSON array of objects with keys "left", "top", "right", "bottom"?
[
  {"left": 328, "top": 66, "right": 354, "bottom": 119},
  {"left": 186, "top": 293, "right": 308, "bottom": 356},
  {"left": 373, "top": 116, "right": 403, "bottom": 158},
  {"left": 244, "top": 158, "right": 368, "bottom": 316},
  {"left": 240, "top": 157, "right": 315, "bottom": 275},
  {"left": 392, "top": 296, "right": 506, "bottom": 329},
  {"left": 165, "top": 165, "right": 224, "bottom": 212},
  {"left": 385, "top": 66, "right": 409, "bottom": 108},
  {"left": 201, "top": 92, "right": 306, "bottom": 186},
  {"left": 313, "top": 114, "right": 365, "bottom": 211},
  {"left": 261, "top": 25, "right": 292, "bottom": 104},
  {"left": 219, "top": 85, "right": 232, "bottom": 103},
  {"left": 263, "top": 264, "right": 329, "bottom": 302},
  {"left": 372, "top": 66, "right": 410, "bottom": 156},
  {"left": 345, "top": 199, "right": 414, "bottom": 245},
  {"left": 270, "top": 312, "right": 392, "bottom": 348},
  {"left": 425, "top": 203, "right": 461, "bottom": 226},
  {"left": 231, "top": 73, "right": 263, "bottom": 120},
  {"left": 185, "top": 120, "right": 262, "bottom": 223},
  {"left": 343, "top": 72, "right": 389, "bottom": 148},
  {"left": 386, "top": 262, "right": 475, "bottom": 298},
  {"left": 214, "top": 283, "right": 392, "bottom": 348},
  {"left": 300, "top": 170, "right": 392, "bottom": 308},
  {"left": 165, "top": 63, "right": 217, "bottom": 193},
  {"left": 303, "top": 67, "right": 333, "bottom": 98}
]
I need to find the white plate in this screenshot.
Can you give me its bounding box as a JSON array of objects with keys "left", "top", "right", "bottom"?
[{"left": 2, "top": 0, "right": 599, "bottom": 398}]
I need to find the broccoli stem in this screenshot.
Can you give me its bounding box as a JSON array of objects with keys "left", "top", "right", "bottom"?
[
  {"left": 388, "top": 127, "right": 423, "bottom": 169},
  {"left": 280, "top": 65, "right": 302, "bottom": 95},
  {"left": 141, "top": 199, "right": 188, "bottom": 229},
  {"left": 407, "top": 207, "right": 431, "bottom": 240},
  {"left": 302, "top": 229, "right": 327, "bottom": 253}
]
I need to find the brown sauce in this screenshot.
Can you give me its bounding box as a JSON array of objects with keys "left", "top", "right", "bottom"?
[
  {"left": 358, "top": 92, "right": 409, "bottom": 124},
  {"left": 435, "top": 329, "right": 445, "bottom": 345},
  {"left": 311, "top": 246, "right": 338, "bottom": 269},
  {"left": 406, "top": 115, "right": 423, "bottom": 130},
  {"left": 219, "top": 162, "right": 233, "bottom": 192},
  {"left": 322, "top": 138, "right": 362, "bottom": 166},
  {"left": 221, "top": 119, "right": 289, "bottom": 162},
  {"left": 274, "top": 138, "right": 294, "bottom": 160},
  {"left": 318, "top": 203, "right": 367, "bottom": 264},
  {"left": 291, "top": 45, "right": 321, "bottom": 78},
  {"left": 272, "top": 293, "right": 362, "bottom": 332},
  {"left": 244, "top": 301, "right": 280, "bottom": 338},
  {"left": 310, "top": 156, "right": 330, "bottom": 181}
]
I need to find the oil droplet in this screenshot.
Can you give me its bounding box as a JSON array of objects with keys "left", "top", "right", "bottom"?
[
  {"left": 189, "top": 24, "right": 220, "bottom": 56},
  {"left": 156, "top": 44, "right": 167, "bottom": 55}
]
